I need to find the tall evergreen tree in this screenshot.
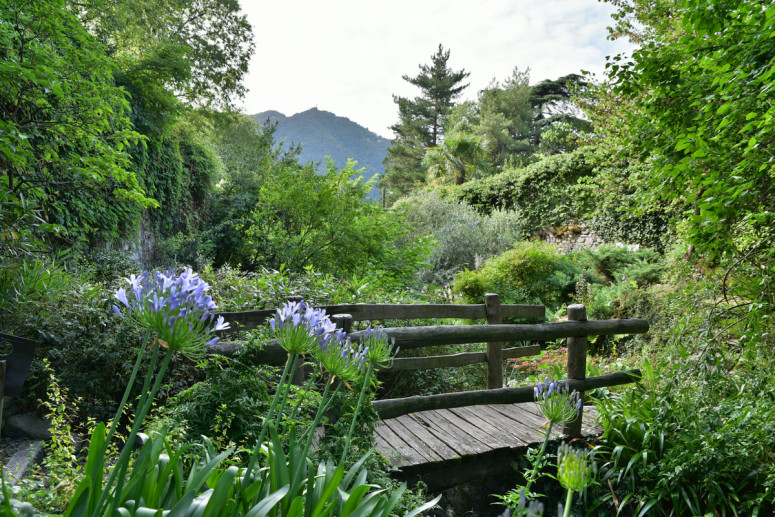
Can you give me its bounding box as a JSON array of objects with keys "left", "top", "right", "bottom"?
[{"left": 383, "top": 44, "right": 469, "bottom": 196}]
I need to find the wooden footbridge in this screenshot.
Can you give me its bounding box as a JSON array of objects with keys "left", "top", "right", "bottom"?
[{"left": 216, "top": 295, "right": 648, "bottom": 490}]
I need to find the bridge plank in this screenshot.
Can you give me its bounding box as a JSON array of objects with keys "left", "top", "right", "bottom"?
[
  {"left": 472, "top": 404, "right": 547, "bottom": 445},
  {"left": 408, "top": 411, "right": 490, "bottom": 457},
  {"left": 374, "top": 422, "right": 429, "bottom": 468},
  {"left": 375, "top": 402, "right": 604, "bottom": 472},
  {"left": 388, "top": 415, "right": 460, "bottom": 462},
  {"left": 423, "top": 407, "right": 510, "bottom": 453},
  {"left": 379, "top": 417, "right": 447, "bottom": 465},
  {"left": 446, "top": 406, "right": 516, "bottom": 449}
]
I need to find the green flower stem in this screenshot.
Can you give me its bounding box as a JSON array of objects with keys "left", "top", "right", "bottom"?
[
  {"left": 104, "top": 332, "right": 150, "bottom": 446},
  {"left": 340, "top": 363, "right": 373, "bottom": 465},
  {"left": 563, "top": 488, "right": 574, "bottom": 517},
  {"left": 94, "top": 341, "right": 161, "bottom": 517},
  {"left": 294, "top": 374, "right": 342, "bottom": 483},
  {"left": 273, "top": 354, "right": 300, "bottom": 426},
  {"left": 243, "top": 353, "right": 297, "bottom": 482},
  {"left": 287, "top": 361, "right": 318, "bottom": 422},
  {"left": 109, "top": 348, "right": 173, "bottom": 516},
  {"left": 524, "top": 420, "right": 554, "bottom": 495}
]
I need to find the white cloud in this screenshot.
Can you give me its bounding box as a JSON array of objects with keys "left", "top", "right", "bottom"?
[{"left": 239, "top": 0, "right": 636, "bottom": 138}]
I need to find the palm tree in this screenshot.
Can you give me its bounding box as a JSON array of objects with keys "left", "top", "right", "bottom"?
[{"left": 423, "top": 132, "right": 487, "bottom": 185}]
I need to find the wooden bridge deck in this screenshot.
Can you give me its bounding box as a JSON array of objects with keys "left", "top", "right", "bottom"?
[{"left": 374, "top": 402, "right": 601, "bottom": 489}]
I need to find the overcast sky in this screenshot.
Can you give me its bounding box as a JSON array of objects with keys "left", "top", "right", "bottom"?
[{"left": 238, "top": 1, "right": 635, "bottom": 139}]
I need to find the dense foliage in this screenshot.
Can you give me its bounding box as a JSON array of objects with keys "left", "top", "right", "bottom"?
[
  {"left": 453, "top": 241, "right": 576, "bottom": 309},
  {"left": 0, "top": 0, "right": 152, "bottom": 247},
  {"left": 394, "top": 191, "right": 527, "bottom": 284},
  {"left": 3, "top": 0, "right": 775, "bottom": 514},
  {"left": 612, "top": 0, "right": 775, "bottom": 264},
  {"left": 382, "top": 44, "right": 470, "bottom": 195}
]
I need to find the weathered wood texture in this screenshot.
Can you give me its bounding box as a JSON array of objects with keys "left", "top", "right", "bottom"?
[
  {"left": 564, "top": 304, "right": 588, "bottom": 438},
  {"left": 374, "top": 402, "right": 602, "bottom": 471},
  {"left": 376, "top": 345, "right": 540, "bottom": 372},
  {"left": 372, "top": 371, "right": 641, "bottom": 419},
  {"left": 347, "top": 318, "right": 649, "bottom": 350},
  {"left": 215, "top": 302, "right": 546, "bottom": 333},
  {"left": 485, "top": 293, "right": 504, "bottom": 389}
]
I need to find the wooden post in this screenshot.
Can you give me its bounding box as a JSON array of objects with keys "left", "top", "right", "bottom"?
[
  {"left": 331, "top": 314, "right": 353, "bottom": 335},
  {"left": 0, "top": 360, "right": 5, "bottom": 437},
  {"left": 484, "top": 293, "right": 503, "bottom": 389},
  {"left": 564, "top": 304, "right": 587, "bottom": 438}
]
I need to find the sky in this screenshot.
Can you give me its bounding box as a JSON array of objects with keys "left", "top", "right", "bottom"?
[{"left": 239, "top": 1, "right": 636, "bottom": 139}]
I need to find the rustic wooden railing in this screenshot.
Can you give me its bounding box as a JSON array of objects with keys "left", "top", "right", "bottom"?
[
  {"left": 213, "top": 294, "right": 545, "bottom": 381},
  {"left": 215, "top": 294, "right": 649, "bottom": 438}
]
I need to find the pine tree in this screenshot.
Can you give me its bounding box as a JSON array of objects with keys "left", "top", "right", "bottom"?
[{"left": 382, "top": 44, "right": 469, "bottom": 196}]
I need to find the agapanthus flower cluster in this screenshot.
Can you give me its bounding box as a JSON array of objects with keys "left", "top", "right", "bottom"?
[
  {"left": 533, "top": 378, "right": 582, "bottom": 425},
  {"left": 361, "top": 326, "right": 398, "bottom": 369},
  {"left": 113, "top": 268, "right": 229, "bottom": 360},
  {"left": 269, "top": 300, "right": 336, "bottom": 355},
  {"left": 317, "top": 331, "right": 368, "bottom": 382},
  {"left": 557, "top": 442, "right": 597, "bottom": 492}
]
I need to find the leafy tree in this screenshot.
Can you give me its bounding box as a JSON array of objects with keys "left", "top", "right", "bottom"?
[
  {"left": 529, "top": 73, "right": 591, "bottom": 154},
  {"left": 205, "top": 119, "right": 430, "bottom": 280},
  {"left": 383, "top": 44, "right": 469, "bottom": 195},
  {"left": 248, "top": 159, "right": 429, "bottom": 279},
  {"left": 83, "top": 0, "right": 255, "bottom": 112},
  {"left": 204, "top": 115, "right": 302, "bottom": 268},
  {"left": 0, "top": 0, "right": 159, "bottom": 251},
  {"left": 475, "top": 67, "right": 535, "bottom": 169},
  {"left": 475, "top": 68, "right": 591, "bottom": 168},
  {"left": 423, "top": 132, "right": 487, "bottom": 185},
  {"left": 609, "top": 0, "right": 775, "bottom": 262}
]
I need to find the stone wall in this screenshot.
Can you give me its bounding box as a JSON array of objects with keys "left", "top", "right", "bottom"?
[
  {"left": 106, "top": 216, "right": 155, "bottom": 269},
  {"left": 538, "top": 222, "right": 604, "bottom": 254}
]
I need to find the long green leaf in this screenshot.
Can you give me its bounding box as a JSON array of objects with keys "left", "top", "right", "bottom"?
[
  {"left": 166, "top": 492, "right": 197, "bottom": 517},
  {"left": 310, "top": 464, "right": 344, "bottom": 517},
  {"left": 203, "top": 466, "right": 239, "bottom": 517},
  {"left": 187, "top": 447, "right": 235, "bottom": 495},
  {"left": 341, "top": 449, "right": 373, "bottom": 490},
  {"left": 402, "top": 495, "right": 441, "bottom": 517},
  {"left": 339, "top": 485, "right": 376, "bottom": 517},
  {"left": 243, "top": 486, "right": 290, "bottom": 517},
  {"left": 63, "top": 480, "right": 92, "bottom": 517}
]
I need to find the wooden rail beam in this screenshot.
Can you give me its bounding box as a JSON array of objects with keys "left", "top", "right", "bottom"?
[
  {"left": 216, "top": 302, "right": 546, "bottom": 333},
  {"left": 348, "top": 319, "right": 649, "bottom": 349},
  {"left": 372, "top": 370, "right": 642, "bottom": 420},
  {"left": 377, "top": 345, "right": 540, "bottom": 372}
]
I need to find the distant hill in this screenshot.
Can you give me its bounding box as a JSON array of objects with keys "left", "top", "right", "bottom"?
[{"left": 252, "top": 108, "right": 390, "bottom": 199}]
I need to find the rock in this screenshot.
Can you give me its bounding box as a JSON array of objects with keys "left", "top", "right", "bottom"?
[
  {"left": 5, "top": 413, "right": 52, "bottom": 440},
  {"left": 2, "top": 439, "right": 44, "bottom": 486}
]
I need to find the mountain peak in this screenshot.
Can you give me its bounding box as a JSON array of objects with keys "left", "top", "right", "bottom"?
[{"left": 250, "top": 109, "right": 390, "bottom": 198}]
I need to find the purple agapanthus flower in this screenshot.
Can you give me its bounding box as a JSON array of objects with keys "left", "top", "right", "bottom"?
[
  {"left": 316, "top": 331, "right": 368, "bottom": 382},
  {"left": 534, "top": 378, "right": 582, "bottom": 425},
  {"left": 112, "top": 268, "right": 229, "bottom": 360},
  {"left": 269, "top": 300, "right": 337, "bottom": 355}
]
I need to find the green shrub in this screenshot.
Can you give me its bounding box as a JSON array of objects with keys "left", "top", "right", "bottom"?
[
  {"left": 395, "top": 191, "right": 528, "bottom": 285},
  {"left": 573, "top": 244, "right": 663, "bottom": 286},
  {"left": 200, "top": 264, "right": 439, "bottom": 313},
  {"left": 451, "top": 146, "right": 602, "bottom": 231},
  {"left": 453, "top": 241, "right": 577, "bottom": 309},
  {"left": 77, "top": 248, "right": 141, "bottom": 283},
  {"left": 591, "top": 360, "right": 775, "bottom": 515},
  {"left": 0, "top": 257, "right": 204, "bottom": 424}
]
